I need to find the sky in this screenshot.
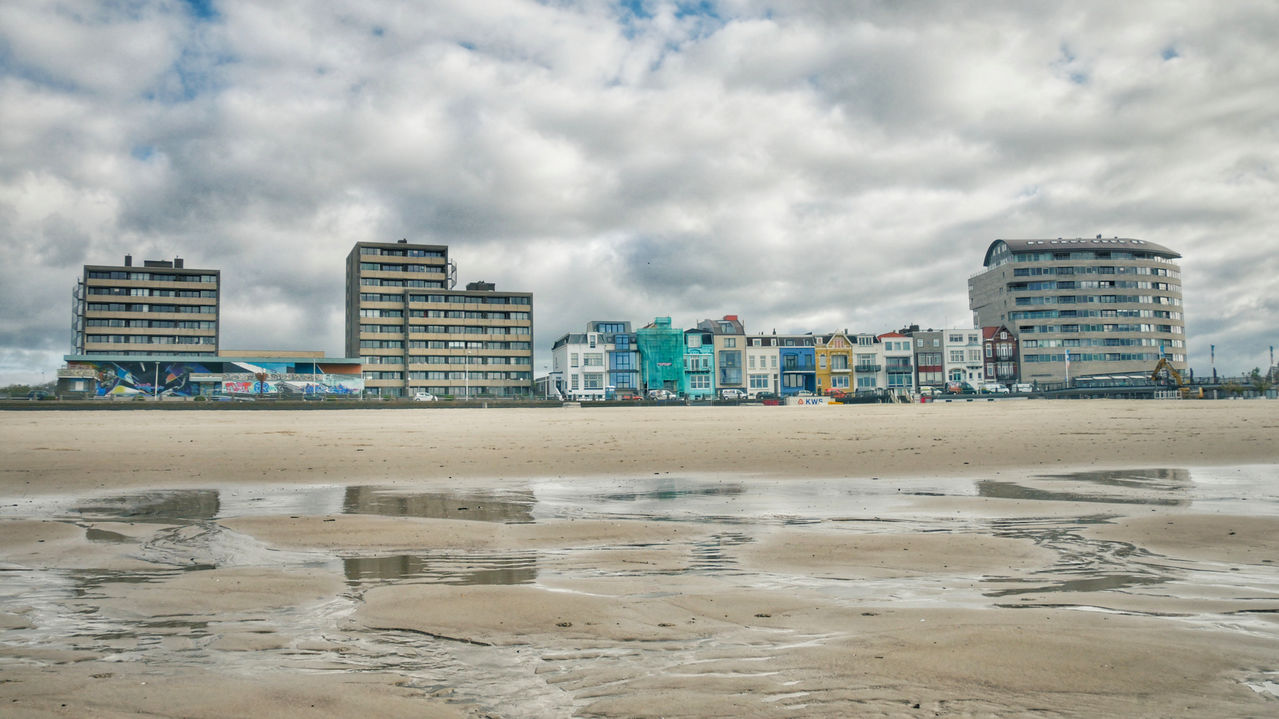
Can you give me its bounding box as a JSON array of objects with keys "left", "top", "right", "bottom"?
[{"left": 1, "top": 0, "right": 1276, "bottom": 385}]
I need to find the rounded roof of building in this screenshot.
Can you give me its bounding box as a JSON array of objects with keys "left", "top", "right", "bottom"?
[{"left": 983, "top": 238, "right": 1181, "bottom": 266}]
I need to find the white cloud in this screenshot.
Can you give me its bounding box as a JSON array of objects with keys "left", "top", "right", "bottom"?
[{"left": 1, "top": 0, "right": 1277, "bottom": 385}]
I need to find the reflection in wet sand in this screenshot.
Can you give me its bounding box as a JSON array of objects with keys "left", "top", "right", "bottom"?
[
  {"left": 343, "top": 552, "right": 538, "bottom": 586},
  {"left": 342, "top": 486, "right": 535, "bottom": 523},
  {"left": 1, "top": 465, "right": 1276, "bottom": 717}
]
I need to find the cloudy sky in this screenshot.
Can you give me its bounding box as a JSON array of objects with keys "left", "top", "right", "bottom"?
[{"left": 2, "top": 0, "right": 1276, "bottom": 385}]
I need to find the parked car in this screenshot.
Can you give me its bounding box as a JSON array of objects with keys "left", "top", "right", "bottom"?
[
  {"left": 981, "top": 383, "right": 1010, "bottom": 394},
  {"left": 1012, "top": 383, "right": 1034, "bottom": 393},
  {"left": 412, "top": 392, "right": 437, "bottom": 402},
  {"left": 944, "top": 382, "right": 976, "bottom": 394},
  {"left": 719, "top": 388, "right": 746, "bottom": 400},
  {"left": 647, "top": 389, "right": 675, "bottom": 400},
  {"left": 796, "top": 390, "right": 815, "bottom": 397}
]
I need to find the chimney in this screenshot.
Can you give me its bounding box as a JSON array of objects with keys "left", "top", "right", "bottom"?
[
  {"left": 174, "top": 257, "right": 184, "bottom": 268},
  {"left": 124, "top": 254, "right": 132, "bottom": 267},
  {"left": 398, "top": 238, "right": 408, "bottom": 244}
]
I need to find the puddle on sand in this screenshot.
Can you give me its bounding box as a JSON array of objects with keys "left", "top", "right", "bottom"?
[
  {"left": 1, "top": 466, "right": 1276, "bottom": 717},
  {"left": 342, "top": 552, "right": 538, "bottom": 586}
]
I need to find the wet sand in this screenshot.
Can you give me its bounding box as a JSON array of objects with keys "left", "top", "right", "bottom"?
[{"left": 1, "top": 401, "right": 1277, "bottom": 717}]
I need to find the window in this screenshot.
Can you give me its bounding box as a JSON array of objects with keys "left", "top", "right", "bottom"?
[
  {"left": 725, "top": 337, "right": 737, "bottom": 348},
  {"left": 689, "top": 374, "right": 711, "bottom": 390},
  {"left": 985, "top": 345, "right": 993, "bottom": 358},
  {"left": 571, "top": 374, "right": 580, "bottom": 390},
  {"left": 818, "top": 355, "right": 827, "bottom": 369},
  {"left": 584, "top": 373, "right": 604, "bottom": 389},
  {"left": 831, "top": 355, "right": 848, "bottom": 370},
  {"left": 749, "top": 355, "right": 756, "bottom": 369},
  {"left": 856, "top": 377, "right": 877, "bottom": 389},
  {"left": 749, "top": 374, "right": 769, "bottom": 389},
  {"left": 949, "top": 350, "right": 964, "bottom": 362},
  {"left": 831, "top": 375, "right": 850, "bottom": 388},
  {"left": 583, "top": 353, "right": 604, "bottom": 366},
  {"left": 570, "top": 353, "right": 579, "bottom": 368}
]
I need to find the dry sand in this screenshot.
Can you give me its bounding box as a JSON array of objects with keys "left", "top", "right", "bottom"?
[{"left": 1, "top": 400, "right": 1277, "bottom": 717}]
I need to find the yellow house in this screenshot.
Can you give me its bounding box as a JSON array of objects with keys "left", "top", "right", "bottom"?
[{"left": 816, "top": 333, "right": 855, "bottom": 395}]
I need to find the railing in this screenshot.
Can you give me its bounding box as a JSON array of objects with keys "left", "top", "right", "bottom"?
[{"left": 854, "top": 364, "right": 882, "bottom": 372}]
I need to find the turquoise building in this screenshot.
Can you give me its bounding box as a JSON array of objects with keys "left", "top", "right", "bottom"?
[{"left": 636, "top": 317, "right": 684, "bottom": 394}]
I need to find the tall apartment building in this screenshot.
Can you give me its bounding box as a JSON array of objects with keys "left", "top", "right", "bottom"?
[
  {"left": 969, "top": 238, "right": 1185, "bottom": 384},
  {"left": 345, "top": 240, "right": 533, "bottom": 398},
  {"left": 73, "top": 255, "right": 220, "bottom": 356},
  {"left": 695, "top": 315, "right": 746, "bottom": 396}
]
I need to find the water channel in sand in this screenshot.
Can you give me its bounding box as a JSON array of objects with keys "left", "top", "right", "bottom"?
[{"left": 2, "top": 466, "right": 1277, "bottom": 716}]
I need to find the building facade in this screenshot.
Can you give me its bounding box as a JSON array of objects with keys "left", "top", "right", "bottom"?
[
  {"left": 74, "top": 255, "right": 220, "bottom": 357},
  {"left": 908, "top": 329, "right": 945, "bottom": 390},
  {"left": 346, "top": 240, "right": 533, "bottom": 398},
  {"left": 682, "top": 327, "right": 716, "bottom": 399},
  {"left": 943, "top": 328, "right": 984, "bottom": 387},
  {"left": 981, "top": 325, "right": 1019, "bottom": 386},
  {"left": 636, "top": 317, "right": 684, "bottom": 394},
  {"left": 816, "top": 333, "right": 855, "bottom": 395},
  {"left": 697, "top": 315, "right": 746, "bottom": 397},
  {"left": 878, "top": 332, "right": 916, "bottom": 394},
  {"left": 744, "top": 335, "right": 780, "bottom": 397},
  {"left": 550, "top": 321, "right": 639, "bottom": 400},
  {"left": 969, "top": 238, "right": 1186, "bottom": 384}
]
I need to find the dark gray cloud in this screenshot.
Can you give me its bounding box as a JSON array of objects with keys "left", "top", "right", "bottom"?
[{"left": 1, "top": 0, "right": 1276, "bottom": 385}]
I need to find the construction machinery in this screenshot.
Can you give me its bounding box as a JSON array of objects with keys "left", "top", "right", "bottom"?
[{"left": 1151, "top": 357, "right": 1198, "bottom": 398}]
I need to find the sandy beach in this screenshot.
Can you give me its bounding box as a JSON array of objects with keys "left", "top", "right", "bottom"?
[{"left": 1, "top": 400, "right": 1277, "bottom": 717}]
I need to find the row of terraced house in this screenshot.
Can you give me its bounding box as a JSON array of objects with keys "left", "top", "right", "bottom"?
[{"left": 547, "top": 317, "right": 1022, "bottom": 401}]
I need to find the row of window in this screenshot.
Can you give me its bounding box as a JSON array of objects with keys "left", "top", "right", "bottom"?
[
  {"left": 361, "top": 309, "right": 532, "bottom": 320},
  {"left": 1011, "top": 280, "right": 1178, "bottom": 292},
  {"left": 1012, "top": 265, "right": 1179, "bottom": 278},
  {"left": 1021, "top": 338, "right": 1185, "bottom": 349},
  {"left": 360, "top": 278, "right": 445, "bottom": 288},
  {"left": 86, "top": 271, "right": 217, "bottom": 282},
  {"left": 360, "top": 325, "right": 530, "bottom": 336},
  {"left": 361, "top": 354, "right": 532, "bottom": 365},
  {"left": 1015, "top": 295, "right": 1182, "bottom": 306},
  {"left": 365, "top": 371, "right": 531, "bottom": 381},
  {"left": 85, "top": 319, "right": 216, "bottom": 329},
  {"left": 1017, "top": 323, "right": 1182, "bottom": 334},
  {"left": 359, "top": 293, "right": 530, "bottom": 305},
  {"left": 87, "top": 303, "right": 217, "bottom": 314},
  {"left": 359, "top": 263, "right": 441, "bottom": 273},
  {"left": 1024, "top": 352, "right": 1183, "bottom": 363},
  {"left": 1010, "top": 250, "right": 1173, "bottom": 263},
  {"left": 88, "top": 287, "right": 217, "bottom": 298},
  {"left": 86, "top": 335, "right": 216, "bottom": 345},
  {"left": 1009, "top": 309, "right": 1181, "bottom": 320},
  {"left": 365, "top": 386, "right": 531, "bottom": 398},
  {"left": 359, "top": 247, "right": 445, "bottom": 258}
]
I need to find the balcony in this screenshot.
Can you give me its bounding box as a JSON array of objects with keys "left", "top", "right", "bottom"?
[{"left": 854, "top": 364, "right": 882, "bottom": 373}]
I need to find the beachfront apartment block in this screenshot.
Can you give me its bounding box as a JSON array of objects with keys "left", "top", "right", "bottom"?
[
  {"left": 73, "top": 255, "right": 220, "bottom": 357},
  {"left": 345, "top": 240, "right": 534, "bottom": 398},
  {"left": 550, "top": 321, "right": 640, "bottom": 400},
  {"left": 969, "top": 238, "right": 1186, "bottom": 384}
]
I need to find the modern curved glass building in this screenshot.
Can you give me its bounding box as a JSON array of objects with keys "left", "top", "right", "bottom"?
[{"left": 968, "top": 237, "right": 1185, "bottom": 384}]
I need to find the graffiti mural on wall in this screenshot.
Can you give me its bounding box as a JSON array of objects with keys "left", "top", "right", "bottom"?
[
  {"left": 67, "top": 360, "right": 364, "bottom": 397},
  {"left": 221, "top": 362, "right": 363, "bottom": 397},
  {"left": 69, "top": 361, "right": 211, "bottom": 397}
]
